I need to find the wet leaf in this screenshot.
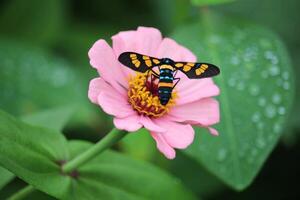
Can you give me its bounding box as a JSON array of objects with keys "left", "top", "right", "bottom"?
[{"left": 172, "top": 13, "right": 294, "bottom": 190}]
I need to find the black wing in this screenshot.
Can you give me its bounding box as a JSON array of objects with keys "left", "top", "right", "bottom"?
[
  {"left": 118, "top": 52, "right": 161, "bottom": 73},
  {"left": 174, "top": 62, "right": 220, "bottom": 79}
]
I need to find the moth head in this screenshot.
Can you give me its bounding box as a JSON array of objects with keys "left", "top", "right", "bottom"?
[{"left": 161, "top": 58, "right": 175, "bottom": 65}]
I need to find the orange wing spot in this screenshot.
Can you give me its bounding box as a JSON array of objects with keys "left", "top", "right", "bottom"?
[
  {"left": 187, "top": 62, "right": 195, "bottom": 67},
  {"left": 143, "top": 55, "right": 150, "bottom": 60},
  {"left": 134, "top": 61, "right": 141, "bottom": 68},
  {"left": 130, "top": 54, "right": 137, "bottom": 58},
  {"left": 183, "top": 65, "right": 191, "bottom": 72},
  {"left": 161, "top": 64, "right": 174, "bottom": 70},
  {"left": 175, "top": 63, "right": 184, "bottom": 68},
  {"left": 152, "top": 59, "right": 160, "bottom": 64},
  {"left": 145, "top": 60, "right": 152, "bottom": 67},
  {"left": 158, "top": 82, "right": 173, "bottom": 88},
  {"left": 201, "top": 64, "right": 208, "bottom": 69},
  {"left": 132, "top": 59, "right": 141, "bottom": 68},
  {"left": 195, "top": 68, "right": 204, "bottom": 75}
]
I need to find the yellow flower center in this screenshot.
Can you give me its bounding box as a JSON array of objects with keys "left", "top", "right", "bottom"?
[{"left": 128, "top": 72, "right": 177, "bottom": 118}]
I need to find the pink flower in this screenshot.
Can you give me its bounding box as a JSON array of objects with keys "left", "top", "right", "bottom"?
[{"left": 88, "top": 27, "right": 220, "bottom": 159}]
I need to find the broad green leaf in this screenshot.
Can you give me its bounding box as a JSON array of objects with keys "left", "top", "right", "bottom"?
[
  {"left": 0, "top": 110, "right": 196, "bottom": 200},
  {"left": 0, "top": 167, "right": 14, "bottom": 190},
  {"left": 170, "top": 153, "right": 225, "bottom": 198},
  {"left": 0, "top": 0, "right": 66, "bottom": 45},
  {"left": 66, "top": 140, "right": 197, "bottom": 200},
  {"left": 172, "top": 13, "right": 294, "bottom": 190},
  {"left": 1, "top": 104, "right": 75, "bottom": 190},
  {"left": 215, "top": 0, "right": 300, "bottom": 49},
  {"left": 24, "top": 191, "right": 56, "bottom": 200},
  {"left": 20, "top": 106, "right": 74, "bottom": 131},
  {"left": 0, "top": 110, "right": 70, "bottom": 196},
  {"left": 191, "top": 0, "right": 235, "bottom": 6},
  {"left": 282, "top": 50, "right": 300, "bottom": 146},
  {"left": 0, "top": 40, "right": 91, "bottom": 120}
]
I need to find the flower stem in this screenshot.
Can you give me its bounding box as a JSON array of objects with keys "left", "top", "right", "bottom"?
[
  {"left": 62, "top": 128, "right": 127, "bottom": 174},
  {"left": 7, "top": 185, "right": 35, "bottom": 200}
]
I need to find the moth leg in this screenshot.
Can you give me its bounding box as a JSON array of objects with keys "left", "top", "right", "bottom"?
[
  {"left": 150, "top": 69, "right": 160, "bottom": 89},
  {"left": 151, "top": 69, "right": 160, "bottom": 77},
  {"left": 173, "top": 70, "right": 178, "bottom": 78},
  {"left": 172, "top": 77, "right": 181, "bottom": 89}
]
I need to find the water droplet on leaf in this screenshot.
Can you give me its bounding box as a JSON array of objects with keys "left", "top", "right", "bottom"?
[
  {"left": 258, "top": 97, "right": 266, "bottom": 107},
  {"left": 265, "top": 105, "right": 276, "bottom": 118},
  {"left": 256, "top": 138, "right": 266, "bottom": 149},
  {"left": 217, "top": 148, "right": 227, "bottom": 162},
  {"left": 249, "top": 84, "right": 260, "bottom": 96},
  {"left": 252, "top": 112, "right": 261, "bottom": 123},
  {"left": 278, "top": 106, "right": 286, "bottom": 115},
  {"left": 272, "top": 93, "right": 281, "bottom": 104},
  {"left": 283, "top": 81, "right": 290, "bottom": 90},
  {"left": 269, "top": 65, "right": 280, "bottom": 76}
]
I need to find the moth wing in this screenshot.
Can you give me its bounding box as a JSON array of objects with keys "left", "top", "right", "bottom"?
[
  {"left": 174, "top": 62, "right": 220, "bottom": 79},
  {"left": 118, "top": 52, "right": 161, "bottom": 73}
]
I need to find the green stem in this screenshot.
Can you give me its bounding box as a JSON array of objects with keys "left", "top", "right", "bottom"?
[
  {"left": 62, "top": 128, "right": 127, "bottom": 173},
  {"left": 7, "top": 185, "right": 35, "bottom": 200}
]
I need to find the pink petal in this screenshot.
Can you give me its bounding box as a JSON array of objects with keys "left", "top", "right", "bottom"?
[
  {"left": 88, "top": 78, "right": 105, "bottom": 104},
  {"left": 176, "top": 78, "right": 220, "bottom": 105},
  {"left": 88, "top": 39, "right": 128, "bottom": 92},
  {"left": 112, "top": 27, "right": 162, "bottom": 56},
  {"left": 140, "top": 116, "right": 165, "bottom": 133},
  {"left": 150, "top": 132, "right": 176, "bottom": 159},
  {"left": 179, "top": 45, "right": 197, "bottom": 62},
  {"left": 153, "top": 118, "right": 195, "bottom": 149},
  {"left": 207, "top": 127, "right": 219, "bottom": 136},
  {"left": 88, "top": 77, "right": 127, "bottom": 104},
  {"left": 168, "top": 98, "right": 220, "bottom": 126},
  {"left": 114, "top": 115, "right": 143, "bottom": 132},
  {"left": 135, "top": 27, "right": 163, "bottom": 56},
  {"left": 156, "top": 38, "right": 196, "bottom": 61},
  {"left": 112, "top": 30, "right": 136, "bottom": 55},
  {"left": 112, "top": 27, "right": 163, "bottom": 77},
  {"left": 111, "top": 32, "right": 136, "bottom": 78},
  {"left": 97, "top": 91, "right": 135, "bottom": 118}
]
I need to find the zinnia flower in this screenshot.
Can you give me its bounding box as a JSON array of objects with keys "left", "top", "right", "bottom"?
[{"left": 88, "top": 27, "right": 220, "bottom": 159}]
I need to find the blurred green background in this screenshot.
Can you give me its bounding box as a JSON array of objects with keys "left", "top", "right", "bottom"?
[{"left": 0, "top": 0, "right": 299, "bottom": 199}]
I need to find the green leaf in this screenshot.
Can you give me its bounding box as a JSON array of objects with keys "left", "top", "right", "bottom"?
[
  {"left": 66, "top": 141, "right": 197, "bottom": 200},
  {"left": 172, "top": 13, "right": 294, "bottom": 190},
  {"left": 0, "top": 110, "right": 196, "bottom": 200},
  {"left": 170, "top": 153, "right": 225, "bottom": 198},
  {"left": 0, "top": 110, "right": 70, "bottom": 196},
  {"left": 1, "top": 105, "right": 74, "bottom": 191},
  {"left": 0, "top": 40, "right": 88, "bottom": 118},
  {"left": 190, "top": 0, "right": 235, "bottom": 6},
  {"left": 20, "top": 106, "right": 74, "bottom": 131},
  {"left": 0, "top": 0, "right": 67, "bottom": 45},
  {"left": 0, "top": 167, "right": 14, "bottom": 190}
]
